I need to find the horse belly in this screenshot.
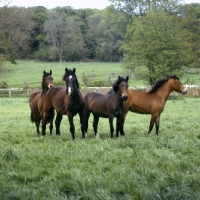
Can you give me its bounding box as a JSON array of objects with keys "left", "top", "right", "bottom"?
[{"left": 129, "top": 105, "right": 151, "bottom": 114}]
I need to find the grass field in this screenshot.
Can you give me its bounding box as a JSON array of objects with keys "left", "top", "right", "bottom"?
[
  {"left": 1, "top": 60, "right": 199, "bottom": 88},
  {"left": 0, "top": 97, "right": 200, "bottom": 199}
]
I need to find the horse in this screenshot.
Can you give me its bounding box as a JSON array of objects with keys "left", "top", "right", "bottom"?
[
  {"left": 42, "top": 68, "right": 85, "bottom": 139},
  {"left": 84, "top": 76, "right": 129, "bottom": 138},
  {"left": 120, "top": 75, "right": 187, "bottom": 136},
  {"left": 29, "top": 70, "right": 53, "bottom": 136}
]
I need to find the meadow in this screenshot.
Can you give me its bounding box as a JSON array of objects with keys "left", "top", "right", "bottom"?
[
  {"left": 0, "top": 97, "right": 200, "bottom": 199},
  {"left": 0, "top": 61, "right": 200, "bottom": 199},
  {"left": 0, "top": 60, "right": 199, "bottom": 88}
]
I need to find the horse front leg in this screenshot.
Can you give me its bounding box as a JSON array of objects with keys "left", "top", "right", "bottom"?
[
  {"left": 109, "top": 117, "right": 114, "bottom": 138},
  {"left": 79, "top": 110, "right": 85, "bottom": 138},
  {"left": 36, "top": 114, "right": 41, "bottom": 136},
  {"left": 93, "top": 115, "right": 99, "bottom": 138},
  {"left": 155, "top": 114, "right": 161, "bottom": 136},
  {"left": 42, "top": 112, "right": 48, "bottom": 136},
  {"left": 67, "top": 113, "right": 75, "bottom": 140},
  {"left": 49, "top": 110, "right": 55, "bottom": 135},
  {"left": 147, "top": 114, "right": 157, "bottom": 135},
  {"left": 84, "top": 111, "right": 91, "bottom": 137},
  {"left": 55, "top": 113, "right": 63, "bottom": 136}
]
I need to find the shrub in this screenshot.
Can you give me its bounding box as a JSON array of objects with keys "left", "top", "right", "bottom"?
[{"left": 0, "top": 81, "right": 8, "bottom": 88}]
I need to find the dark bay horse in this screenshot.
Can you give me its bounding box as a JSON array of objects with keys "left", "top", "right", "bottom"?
[
  {"left": 42, "top": 68, "right": 85, "bottom": 139},
  {"left": 84, "top": 76, "right": 129, "bottom": 138},
  {"left": 29, "top": 70, "right": 53, "bottom": 136},
  {"left": 121, "top": 75, "right": 187, "bottom": 136}
]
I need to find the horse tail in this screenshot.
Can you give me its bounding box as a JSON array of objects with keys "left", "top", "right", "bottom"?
[{"left": 30, "top": 112, "right": 35, "bottom": 123}]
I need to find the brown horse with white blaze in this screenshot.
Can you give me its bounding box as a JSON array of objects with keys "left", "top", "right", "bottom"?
[
  {"left": 121, "top": 75, "right": 187, "bottom": 136},
  {"left": 42, "top": 68, "right": 85, "bottom": 139}
]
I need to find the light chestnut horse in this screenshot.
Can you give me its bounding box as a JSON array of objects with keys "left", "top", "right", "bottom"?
[
  {"left": 121, "top": 75, "right": 187, "bottom": 136},
  {"left": 29, "top": 70, "right": 53, "bottom": 136}
]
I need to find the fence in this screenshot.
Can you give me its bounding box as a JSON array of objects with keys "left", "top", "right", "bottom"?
[{"left": 0, "top": 84, "right": 199, "bottom": 98}]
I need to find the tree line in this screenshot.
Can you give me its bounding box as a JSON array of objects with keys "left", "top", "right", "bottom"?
[{"left": 0, "top": 0, "right": 200, "bottom": 84}]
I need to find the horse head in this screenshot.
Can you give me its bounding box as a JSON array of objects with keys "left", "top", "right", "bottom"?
[
  {"left": 42, "top": 70, "right": 53, "bottom": 92},
  {"left": 170, "top": 75, "right": 187, "bottom": 95},
  {"left": 113, "top": 76, "right": 129, "bottom": 101},
  {"left": 63, "top": 68, "right": 80, "bottom": 96}
]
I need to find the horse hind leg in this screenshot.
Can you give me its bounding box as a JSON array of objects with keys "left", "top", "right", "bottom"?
[{"left": 93, "top": 115, "right": 99, "bottom": 138}]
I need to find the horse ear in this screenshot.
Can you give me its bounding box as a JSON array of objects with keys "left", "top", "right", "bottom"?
[
  {"left": 65, "top": 68, "right": 68, "bottom": 73},
  {"left": 50, "top": 70, "right": 52, "bottom": 75},
  {"left": 118, "top": 76, "right": 121, "bottom": 80},
  {"left": 126, "top": 76, "right": 129, "bottom": 82},
  {"left": 73, "top": 68, "right": 76, "bottom": 74},
  {"left": 43, "top": 70, "right": 46, "bottom": 75}
]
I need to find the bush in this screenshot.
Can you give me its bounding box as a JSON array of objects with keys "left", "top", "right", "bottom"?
[{"left": 0, "top": 81, "right": 8, "bottom": 88}]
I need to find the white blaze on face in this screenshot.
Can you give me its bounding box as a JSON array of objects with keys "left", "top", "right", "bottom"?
[{"left": 68, "top": 75, "right": 72, "bottom": 93}]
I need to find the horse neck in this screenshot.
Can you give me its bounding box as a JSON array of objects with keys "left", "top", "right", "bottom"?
[
  {"left": 41, "top": 83, "right": 49, "bottom": 96},
  {"left": 113, "top": 91, "right": 124, "bottom": 105},
  {"left": 70, "top": 86, "right": 83, "bottom": 102},
  {"left": 155, "top": 80, "right": 173, "bottom": 101}
]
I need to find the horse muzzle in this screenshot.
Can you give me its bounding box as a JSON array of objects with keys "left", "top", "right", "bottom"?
[
  {"left": 48, "top": 84, "right": 53, "bottom": 88},
  {"left": 182, "top": 89, "right": 187, "bottom": 95},
  {"left": 122, "top": 94, "right": 128, "bottom": 101}
]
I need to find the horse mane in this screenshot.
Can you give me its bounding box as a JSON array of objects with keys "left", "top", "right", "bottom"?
[
  {"left": 112, "top": 76, "right": 129, "bottom": 92},
  {"left": 62, "top": 68, "right": 80, "bottom": 90},
  {"left": 148, "top": 75, "right": 179, "bottom": 94},
  {"left": 41, "top": 70, "right": 52, "bottom": 96}
]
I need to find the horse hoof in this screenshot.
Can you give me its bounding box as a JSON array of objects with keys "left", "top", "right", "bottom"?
[{"left": 95, "top": 133, "right": 99, "bottom": 139}]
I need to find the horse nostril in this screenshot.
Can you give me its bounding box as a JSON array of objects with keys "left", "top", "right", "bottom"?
[
  {"left": 122, "top": 95, "right": 128, "bottom": 101},
  {"left": 182, "top": 90, "right": 187, "bottom": 95}
]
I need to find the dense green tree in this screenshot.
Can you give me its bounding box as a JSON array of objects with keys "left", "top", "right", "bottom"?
[
  {"left": 87, "top": 12, "right": 124, "bottom": 61},
  {"left": 44, "top": 10, "right": 86, "bottom": 62},
  {"left": 122, "top": 11, "right": 192, "bottom": 85},
  {"left": 179, "top": 3, "right": 200, "bottom": 68},
  {"left": 109, "top": 0, "right": 185, "bottom": 22},
  {"left": 0, "top": 6, "right": 34, "bottom": 61}
]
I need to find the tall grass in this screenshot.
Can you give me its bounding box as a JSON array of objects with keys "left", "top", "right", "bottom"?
[{"left": 0, "top": 97, "right": 200, "bottom": 199}]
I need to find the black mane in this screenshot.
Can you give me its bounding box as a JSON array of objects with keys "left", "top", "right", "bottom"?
[
  {"left": 148, "top": 75, "right": 179, "bottom": 94},
  {"left": 112, "top": 76, "right": 129, "bottom": 92}
]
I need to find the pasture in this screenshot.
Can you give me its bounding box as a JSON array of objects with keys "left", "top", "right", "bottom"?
[
  {"left": 1, "top": 60, "right": 199, "bottom": 88},
  {"left": 0, "top": 97, "right": 200, "bottom": 199}
]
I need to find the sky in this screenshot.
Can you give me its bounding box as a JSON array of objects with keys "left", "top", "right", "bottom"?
[{"left": 1, "top": 0, "right": 200, "bottom": 9}]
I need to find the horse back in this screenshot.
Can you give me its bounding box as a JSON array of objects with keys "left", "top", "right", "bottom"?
[{"left": 84, "top": 92, "right": 122, "bottom": 117}]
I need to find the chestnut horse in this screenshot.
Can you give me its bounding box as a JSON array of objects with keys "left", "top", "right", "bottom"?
[
  {"left": 84, "top": 76, "right": 129, "bottom": 138},
  {"left": 29, "top": 70, "right": 53, "bottom": 136},
  {"left": 42, "top": 68, "right": 85, "bottom": 139},
  {"left": 121, "top": 75, "right": 187, "bottom": 136}
]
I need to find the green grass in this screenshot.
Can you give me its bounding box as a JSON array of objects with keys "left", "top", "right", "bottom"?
[
  {"left": 2, "top": 60, "right": 198, "bottom": 89},
  {"left": 0, "top": 97, "right": 200, "bottom": 199},
  {"left": 1, "top": 60, "right": 133, "bottom": 88}
]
